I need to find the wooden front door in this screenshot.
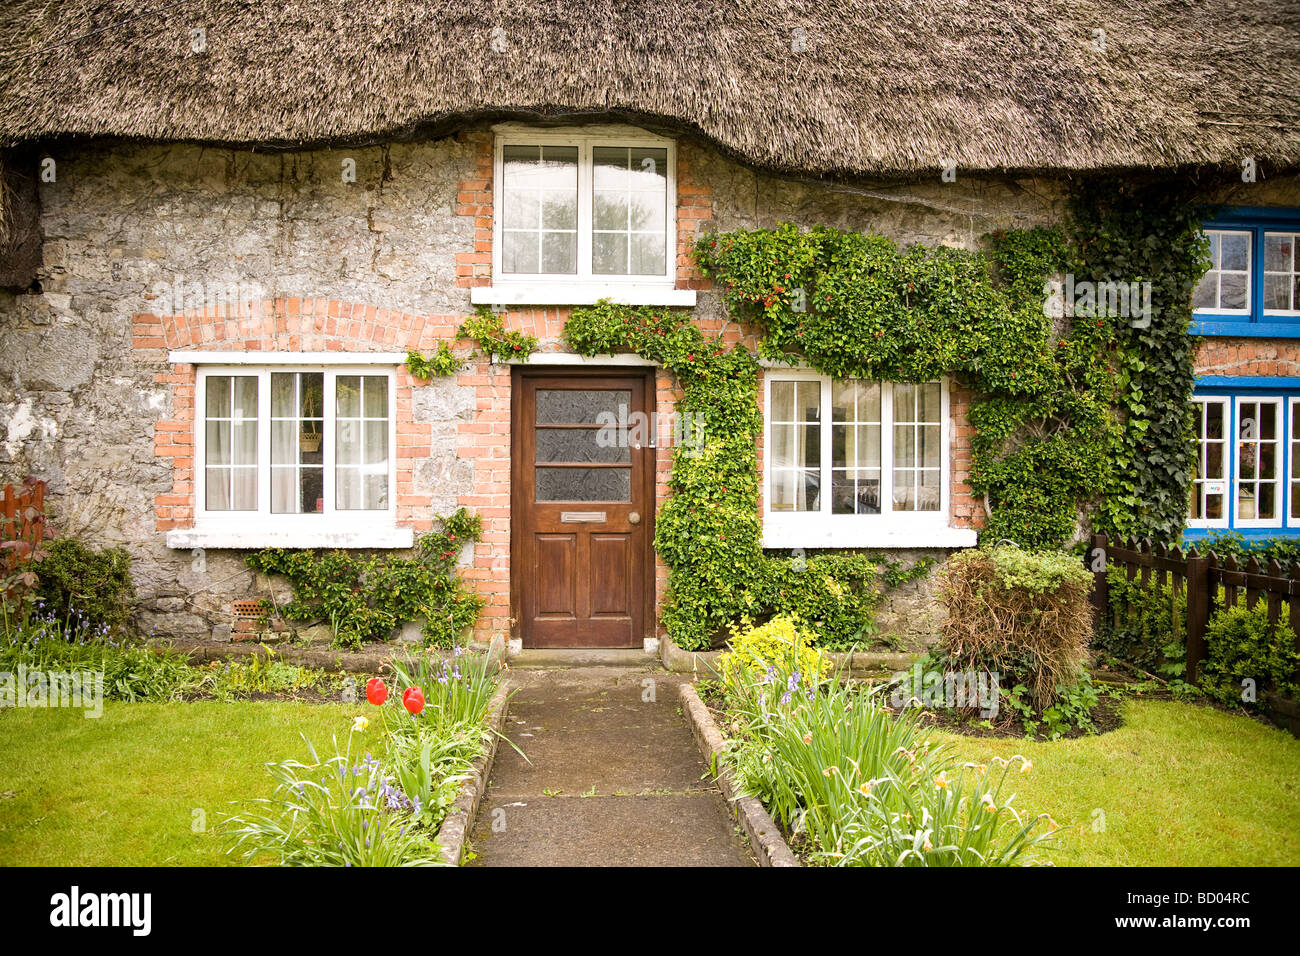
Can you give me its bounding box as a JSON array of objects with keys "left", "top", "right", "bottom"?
[{"left": 512, "top": 368, "right": 654, "bottom": 648}]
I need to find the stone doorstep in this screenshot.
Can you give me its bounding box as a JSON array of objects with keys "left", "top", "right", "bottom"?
[
  {"left": 434, "top": 680, "right": 512, "bottom": 865},
  {"left": 677, "top": 681, "right": 799, "bottom": 867},
  {"left": 659, "top": 635, "right": 920, "bottom": 677}
]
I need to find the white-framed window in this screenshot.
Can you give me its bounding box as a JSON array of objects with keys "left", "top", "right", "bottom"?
[
  {"left": 1262, "top": 231, "right": 1300, "bottom": 315},
  {"left": 762, "top": 371, "right": 974, "bottom": 548},
  {"left": 182, "top": 364, "right": 402, "bottom": 546},
  {"left": 1193, "top": 229, "right": 1252, "bottom": 315},
  {"left": 1233, "top": 396, "right": 1283, "bottom": 528},
  {"left": 474, "top": 125, "right": 694, "bottom": 309},
  {"left": 1291, "top": 396, "right": 1300, "bottom": 524},
  {"left": 1188, "top": 397, "right": 1230, "bottom": 527}
]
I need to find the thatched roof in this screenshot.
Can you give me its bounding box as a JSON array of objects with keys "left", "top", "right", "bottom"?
[{"left": 0, "top": 0, "right": 1298, "bottom": 177}]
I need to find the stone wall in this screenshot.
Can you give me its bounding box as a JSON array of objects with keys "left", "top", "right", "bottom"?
[{"left": 6, "top": 126, "right": 1290, "bottom": 648}]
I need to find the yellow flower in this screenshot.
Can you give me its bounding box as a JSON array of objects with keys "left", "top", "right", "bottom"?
[
  {"left": 981, "top": 794, "right": 997, "bottom": 813},
  {"left": 923, "top": 840, "right": 933, "bottom": 851},
  {"left": 1021, "top": 759, "right": 1033, "bottom": 774},
  {"left": 975, "top": 764, "right": 988, "bottom": 776},
  {"left": 352, "top": 716, "right": 370, "bottom": 733},
  {"left": 802, "top": 733, "right": 813, "bottom": 745},
  {"left": 934, "top": 771, "right": 949, "bottom": 790},
  {"left": 859, "top": 782, "right": 873, "bottom": 796}
]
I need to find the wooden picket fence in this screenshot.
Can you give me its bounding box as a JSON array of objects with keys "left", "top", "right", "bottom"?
[
  {"left": 1, "top": 480, "right": 48, "bottom": 591},
  {"left": 1090, "top": 532, "right": 1300, "bottom": 686}
]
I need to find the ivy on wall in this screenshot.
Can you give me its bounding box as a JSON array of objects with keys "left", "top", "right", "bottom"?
[
  {"left": 567, "top": 194, "right": 1206, "bottom": 650},
  {"left": 694, "top": 223, "right": 1119, "bottom": 548},
  {"left": 1067, "top": 179, "right": 1207, "bottom": 543},
  {"left": 564, "top": 301, "right": 884, "bottom": 651}
]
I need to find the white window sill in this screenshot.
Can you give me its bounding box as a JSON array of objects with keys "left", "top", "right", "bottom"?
[
  {"left": 470, "top": 284, "right": 696, "bottom": 308},
  {"left": 165, "top": 526, "right": 415, "bottom": 550},
  {"left": 762, "top": 523, "right": 978, "bottom": 550}
]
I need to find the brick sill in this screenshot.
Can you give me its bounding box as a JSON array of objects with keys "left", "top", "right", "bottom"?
[{"left": 165, "top": 526, "right": 414, "bottom": 550}]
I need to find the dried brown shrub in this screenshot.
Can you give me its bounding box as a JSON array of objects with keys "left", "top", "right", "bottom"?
[{"left": 938, "top": 547, "right": 1093, "bottom": 711}]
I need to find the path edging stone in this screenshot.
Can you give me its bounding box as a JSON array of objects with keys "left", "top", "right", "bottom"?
[
  {"left": 678, "top": 682, "right": 800, "bottom": 868},
  {"left": 434, "top": 680, "right": 512, "bottom": 866}
]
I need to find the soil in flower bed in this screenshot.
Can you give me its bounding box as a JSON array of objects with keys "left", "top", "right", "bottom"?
[{"left": 896, "top": 697, "right": 1124, "bottom": 740}]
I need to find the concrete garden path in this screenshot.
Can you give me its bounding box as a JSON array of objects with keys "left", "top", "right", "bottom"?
[{"left": 467, "top": 656, "right": 754, "bottom": 867}]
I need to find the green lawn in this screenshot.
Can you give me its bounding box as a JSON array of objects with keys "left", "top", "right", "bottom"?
[
  {"left": 0, "top": 701, "right": 375, "bottom": 866},
  {"left": 936, "top": 699, "right": 1300, "bottom": 866}
]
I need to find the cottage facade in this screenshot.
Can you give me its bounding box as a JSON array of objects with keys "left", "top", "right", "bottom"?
[{"left": 1, "top": 1, "right": 1298, "bottom": 649}]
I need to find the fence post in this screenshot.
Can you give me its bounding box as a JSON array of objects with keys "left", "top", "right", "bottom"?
[
  {"left": 1089, "top": 533, "right": 1109, "bottom": 631},
  {"left": 1185, "top": 548, "right": 1211, "bottom": 684}
]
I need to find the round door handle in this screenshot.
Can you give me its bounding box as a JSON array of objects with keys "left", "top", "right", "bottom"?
[{"left": 628, "top": 511, "right": 641, "bottom": 525}]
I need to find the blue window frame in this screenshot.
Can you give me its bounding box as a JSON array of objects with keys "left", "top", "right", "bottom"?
[
  {"left": 1184, "top": 377, "right": 1300, "bottom": 543},
  {"left": 1191, "top": 206, "right": 1300, "bottom": 338}
]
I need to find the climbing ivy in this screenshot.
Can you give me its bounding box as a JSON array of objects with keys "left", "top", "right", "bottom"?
[
  {"left": 564, "top": 192, "right": 1206, "bottom": 649},
  {"left": 696, "top": 223, "right": 1119, "bottom": 547},
  {"left": 564, "top": 301, "right": 882, "bottom": 651},
  {"left": 459, "top": 306, "right": 539, "bottom": 362},
  {"left": 1067, "top": 178, "right": 1208, "bottom": 543}
]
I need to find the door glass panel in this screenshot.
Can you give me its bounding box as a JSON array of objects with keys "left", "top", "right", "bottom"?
[
  {"left": 536, "top": 467, "right": 631, "bottom": 502},
  {"left": 537, "top": 428, "right": 631, "bottom": 463},
  {"left": 537, "top": 389, "right": 632, "bottom": 424}
]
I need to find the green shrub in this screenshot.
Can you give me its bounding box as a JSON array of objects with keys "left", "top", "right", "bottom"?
[
  {"left": 938, "top": 546, "right": 1093, "bottom": 716},
  {"left": 1096, "top": 570, "right": 1187, "bottom": 677},
  {"left": 35, "top": 538, "right": 135, "bottom": 633},
  {"left": 246, "top": 509, "right": 485, "bottom": 649},
  {"left": 1200, "top": 601, "right": 1300, "bottom": 708},
  {"left": 717, "top": 615, "right": 830, "bottom": 695}
]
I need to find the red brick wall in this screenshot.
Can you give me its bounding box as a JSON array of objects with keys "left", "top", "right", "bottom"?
[{"left": 1195, "top": 337, "right": 1300, "bottom": 377}]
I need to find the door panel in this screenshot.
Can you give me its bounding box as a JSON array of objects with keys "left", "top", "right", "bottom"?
[{"left": 513, "top": 370, "right": 653, "bottom": 648}]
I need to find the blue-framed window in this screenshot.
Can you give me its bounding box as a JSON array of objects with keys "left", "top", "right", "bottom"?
[
  {"left": 1184, "top": 377, "right": 1300, "bottom": 542},
  {"left": 1191, "top": 206, "right": 1300, "bottom": 338}
]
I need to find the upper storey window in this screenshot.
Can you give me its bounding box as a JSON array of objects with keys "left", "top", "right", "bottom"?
[
  {"left": 1191, "top": 207, "right": 1300, "bottom": 336},
  {"left": 475, "top": 125, "right": 692, "bottom": 308}
]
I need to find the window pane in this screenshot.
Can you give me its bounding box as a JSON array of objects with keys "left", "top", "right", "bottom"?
[
  {"left": 206, "top": 376, "right": 230, "bottom": 417},
  {"left": 363, "top": 376, "right": 387, "bottom": 418},
  {"left": 1220, "top": 273, "right": 1248, "bottom": 310},
  {"left": 592, "top": 145, "right": 667, "bottom": 276},
  {"left": 892, "top": 382, "right": 941, "bottom": 512},
  {"left": 771, "top": 381, "right": 795, "bottom": 422},
  {"left": 1265, "top": 233, "right": 1291, "bottom": 272},
  {"left": 204, "top": 375, "right": 258, "bottom": 512},
  {"left": 1192, "top": 274, "right": 1217, "bottom": 311},
  {"left": 1221, "top": 233, "right": 1249, "bottom": 271},
  {"left": 337, "top": 376, "right": 361, "bottom": 417},
  {"left": 1264, "top": 274, "right": 1291, "bottom": 311},
  {"left": 502, "top": 145, "right": 578, "bottom": 276},
  {"left": 364, "top": 421, "right": 388, "bottom": 465}
]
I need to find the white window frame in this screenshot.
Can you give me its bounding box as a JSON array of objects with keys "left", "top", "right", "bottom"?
[
  {"left": 165, "top": 357, "right": 411, "bottom": 549},
  {"left": 473, "top": 124, "right": 695, "bottom": 308},
  {"left": 1261, "top": 231, "right": 1300, "bottom": 317},
  {"left": 1187, "top": 397, "right": 1230, "bottom": 529},
  {"left": 1194, "top": 228, "right": 1253, "bottom": 317},
  {"left": 1291, "top": 396, "right": 1300, "bottom": 526},
  {"left": 1232, "top": 395, "right": 1285, "bottom": 530},
  {"left": 761, "top": 370, "right": 975, "bottom": 548}
]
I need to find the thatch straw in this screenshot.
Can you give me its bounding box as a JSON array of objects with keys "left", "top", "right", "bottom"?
[{"left": 0, "top": 1, "right": 1297, "bottom": 176}]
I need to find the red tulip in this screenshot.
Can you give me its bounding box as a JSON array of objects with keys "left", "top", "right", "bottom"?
[
  {"left": 365, "top": 677, "right": 388, "bottom": 706},
  {"left": 402, "top": 686, "right": 426, "bottom": 716}
]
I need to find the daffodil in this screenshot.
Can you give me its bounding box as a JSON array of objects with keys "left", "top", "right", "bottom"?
[
  {"left": 1021, "top": 759, "right": 1033, "bottom": 774},
  {"left": 352, "top": 715, "right": 370, "bottom": 733},
  {"left": 934, "top": 771, "right": 949, "bottom": 790}
]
